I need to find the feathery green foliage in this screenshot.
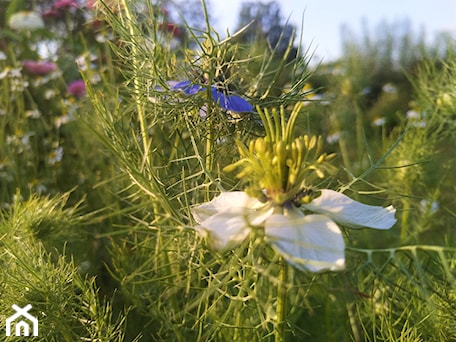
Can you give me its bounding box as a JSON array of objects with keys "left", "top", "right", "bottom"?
[{"left": 0, "top": 193, "right": 127, "bottom": 341}]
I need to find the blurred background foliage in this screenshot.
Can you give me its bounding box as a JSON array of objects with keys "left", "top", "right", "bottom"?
[{"left": 0, "top": 0, "right": 455, "bottom": 340}]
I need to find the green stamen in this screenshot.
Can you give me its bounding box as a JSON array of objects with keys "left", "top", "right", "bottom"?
[{"left": 224, "top": 103, "right": 337, "bottom": 205}]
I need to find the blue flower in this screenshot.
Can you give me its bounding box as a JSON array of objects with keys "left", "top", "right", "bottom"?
[
  {"left": 172, "top": 80, "right": 203, "bottom": 95},
  {"left": 172, "top": 80, "right": 254, "bottom": 113}
]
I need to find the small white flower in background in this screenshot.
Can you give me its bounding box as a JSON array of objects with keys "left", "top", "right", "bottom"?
[
  {"left": 10, "top": 78, "right": 29, "bottom": 92},
  {"left": 406, "top": 110, "right": 420, "bottom": 120},
  {"left": 25, "top": 109, "right": 41, "bottom": 119},
  {"left": 48, "top": 146, "right": 64, "bottom": 165},
  {"left": 191, "top": 190, "right": 396, "bottom": 272},
  {"left": 419, "top": 199, "right": 439, "bottom": 214},
  {"left": 75, "top": 53, "right": 99, "bottom": 71},
  {"left": 406, "top": 110, "right": 427, "bottom": 128},
  {"left": 8, "top": 11, "right": 45, "bottom": 31},
  {"left": 326, "top": 131, "right": 341, "bottom": 144},
  {"left": 0, "top": 67, "right": 28, "bottom": 92},
  {"left": 28, "top": 179, "right": 47, "bottom": 194},
  {"left": 360, "top": 86, "right": 371, "bottom": 95},
  {"left": 372, "top": 117, "right": 386, "bottom": 127},
  {"left": 44, "top": 89, "right": 56, "bottom": 100},
  {"left": 54, "top": 114, "right": 74, "bottom": 128},
  {"left": 0, "top": 67, "right": 22, "bottom": 80},
  {"left": 7, "top": 131, "right": 34, "bottom": 153},
  {"left": 382, "top": 83, "right": 397, "bottom": 94}
]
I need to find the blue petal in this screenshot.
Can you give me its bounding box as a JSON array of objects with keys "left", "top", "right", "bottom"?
[
  {"left": 172, "top": 80, "right": 204, "bottom": 95},
  {"left": 211, "top": 87, "right": 254, "bottom": 113}
]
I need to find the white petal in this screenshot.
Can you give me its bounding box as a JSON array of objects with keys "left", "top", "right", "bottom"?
[
  {"left": 191, "top": 191, "right": 250, "bottom": 223},
  {"left": 191, "top": 191, "right": 266, "bottom": 223},
  {"left": 265, "top": 207, "right": 345, "bottom": 272},
  {"left": 302, "top": 189, "right": 396, "bottom": 229},
  {"left": 195, "top": 207, "right": 251, "bottom": 251},
  {"left": 191, "top": 192, "right": 273, "bottom": 251}
]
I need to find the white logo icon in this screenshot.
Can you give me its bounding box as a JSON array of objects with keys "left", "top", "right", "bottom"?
[{"left": 5, "top": 304, "right": 38, "bottom": 337}]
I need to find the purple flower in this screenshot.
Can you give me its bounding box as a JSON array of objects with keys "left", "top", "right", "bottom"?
[
  {"left": 172, "top": 80, "right": 253, "bottom": 113},
  {"left": 172, "top": 80, "right": 203, "bottom": 95},
  {"left": 53, "top": 0, "right": 78, "bottom": 9},
  {"left": 67, "top": 80, "right": 86, "bottom": 98},
  {"left": 22, "top": 60, "right": 57, "bottom": 76},
  {"left": 210, "top": 87, "right": 254, "bottom": 113},
  {"left": 43, "top": 0, "right": 78, "bottom": 18}
]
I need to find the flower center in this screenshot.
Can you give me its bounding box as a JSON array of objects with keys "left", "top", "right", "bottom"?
[{"left": 224, "top": 104, "right": 336, "bottom": 206}]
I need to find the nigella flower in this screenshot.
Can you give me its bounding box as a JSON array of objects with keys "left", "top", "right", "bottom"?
[
  {"left": 191, "top": 104, "right": 396, "bottom": 273},
  {"left": 171, "top": 80, "right": 254, "bottom": 113},
  {"left": 191, "top": 190, "right": 396, "bottom": 272}
]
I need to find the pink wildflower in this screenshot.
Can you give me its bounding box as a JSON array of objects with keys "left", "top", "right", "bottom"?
[
  {"left": 43, "top": 0, "right": 78, "bottom": 17},
  {"left": 53, "top": 0, "right": 78, "bottom": 9},
  {"left": 41, "top": 9, "right": 60, "bottom": 18},
  {"left": 86, "top": 0, "right": 96, "bottom": 9},
  {"left": 158, "top": 22, "right": 181, "bottom": 37},
  {"left": 22, "top": 60, "right": 57, "bottom": 76},
  {"left": 67, "top": 80, "right": 86, "bottom": 98}
]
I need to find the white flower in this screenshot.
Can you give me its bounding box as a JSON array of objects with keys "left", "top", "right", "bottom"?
[
  {"left": 8, "top": 11, "right": 45, "bottom": 31},
  {"left": 25, "top": 109, "right": 41, "bottom": 119},
  {"left": 419, "top": 199, "right": 439, "bottom": 214},
  {"left": 48, "top": 146, "right": 64, "bottom": 165},
  {"left": 372, "top": 117, "right": 386, "bottom": 127},
  {"left": 326, "top": 131, "right": 341, "bottom": 144},
  {"left": 191, "top": 190, "right": 396, "bottom": 272},
  {"left": 382, "top": 83, "right": 397, "bottom": 94},
  {"left": 406, "top": 110, "right": 427, "bottom": 128}
]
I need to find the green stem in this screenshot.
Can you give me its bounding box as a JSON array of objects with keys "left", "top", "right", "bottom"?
[
  {"left": 120, "top": 0, "right": 151, "bottom": 167},
  {"left": 354, "top": 100, "right": 363, "bottom": 161},
  {"left": 400, "top": 197, "right": 410, "bottom": 243},
  {"left": 275, "top": 258, "right": 288, "bottom": 342},
  {"left": 205, "top": 108, "right": 214, "bottom": 201},
  {"left": 234, "top": 287, "right": 245, "bottom": 341},
  {"left": 400, "top": 181, "right": 411, "bottom": 243}
]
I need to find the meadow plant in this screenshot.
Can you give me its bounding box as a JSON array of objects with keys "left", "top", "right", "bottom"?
[
  {"left": 82, "top": 1, "right": 431, "bottom": 340},
  {"left": 85, "top": 4, "right": 456, "bottom": 339},
  {"left": 0, "top": 193, "right": 128, "bottom": 342},
  {"left": 0, "top": 0, "right": 455, "bottom": 341}
]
